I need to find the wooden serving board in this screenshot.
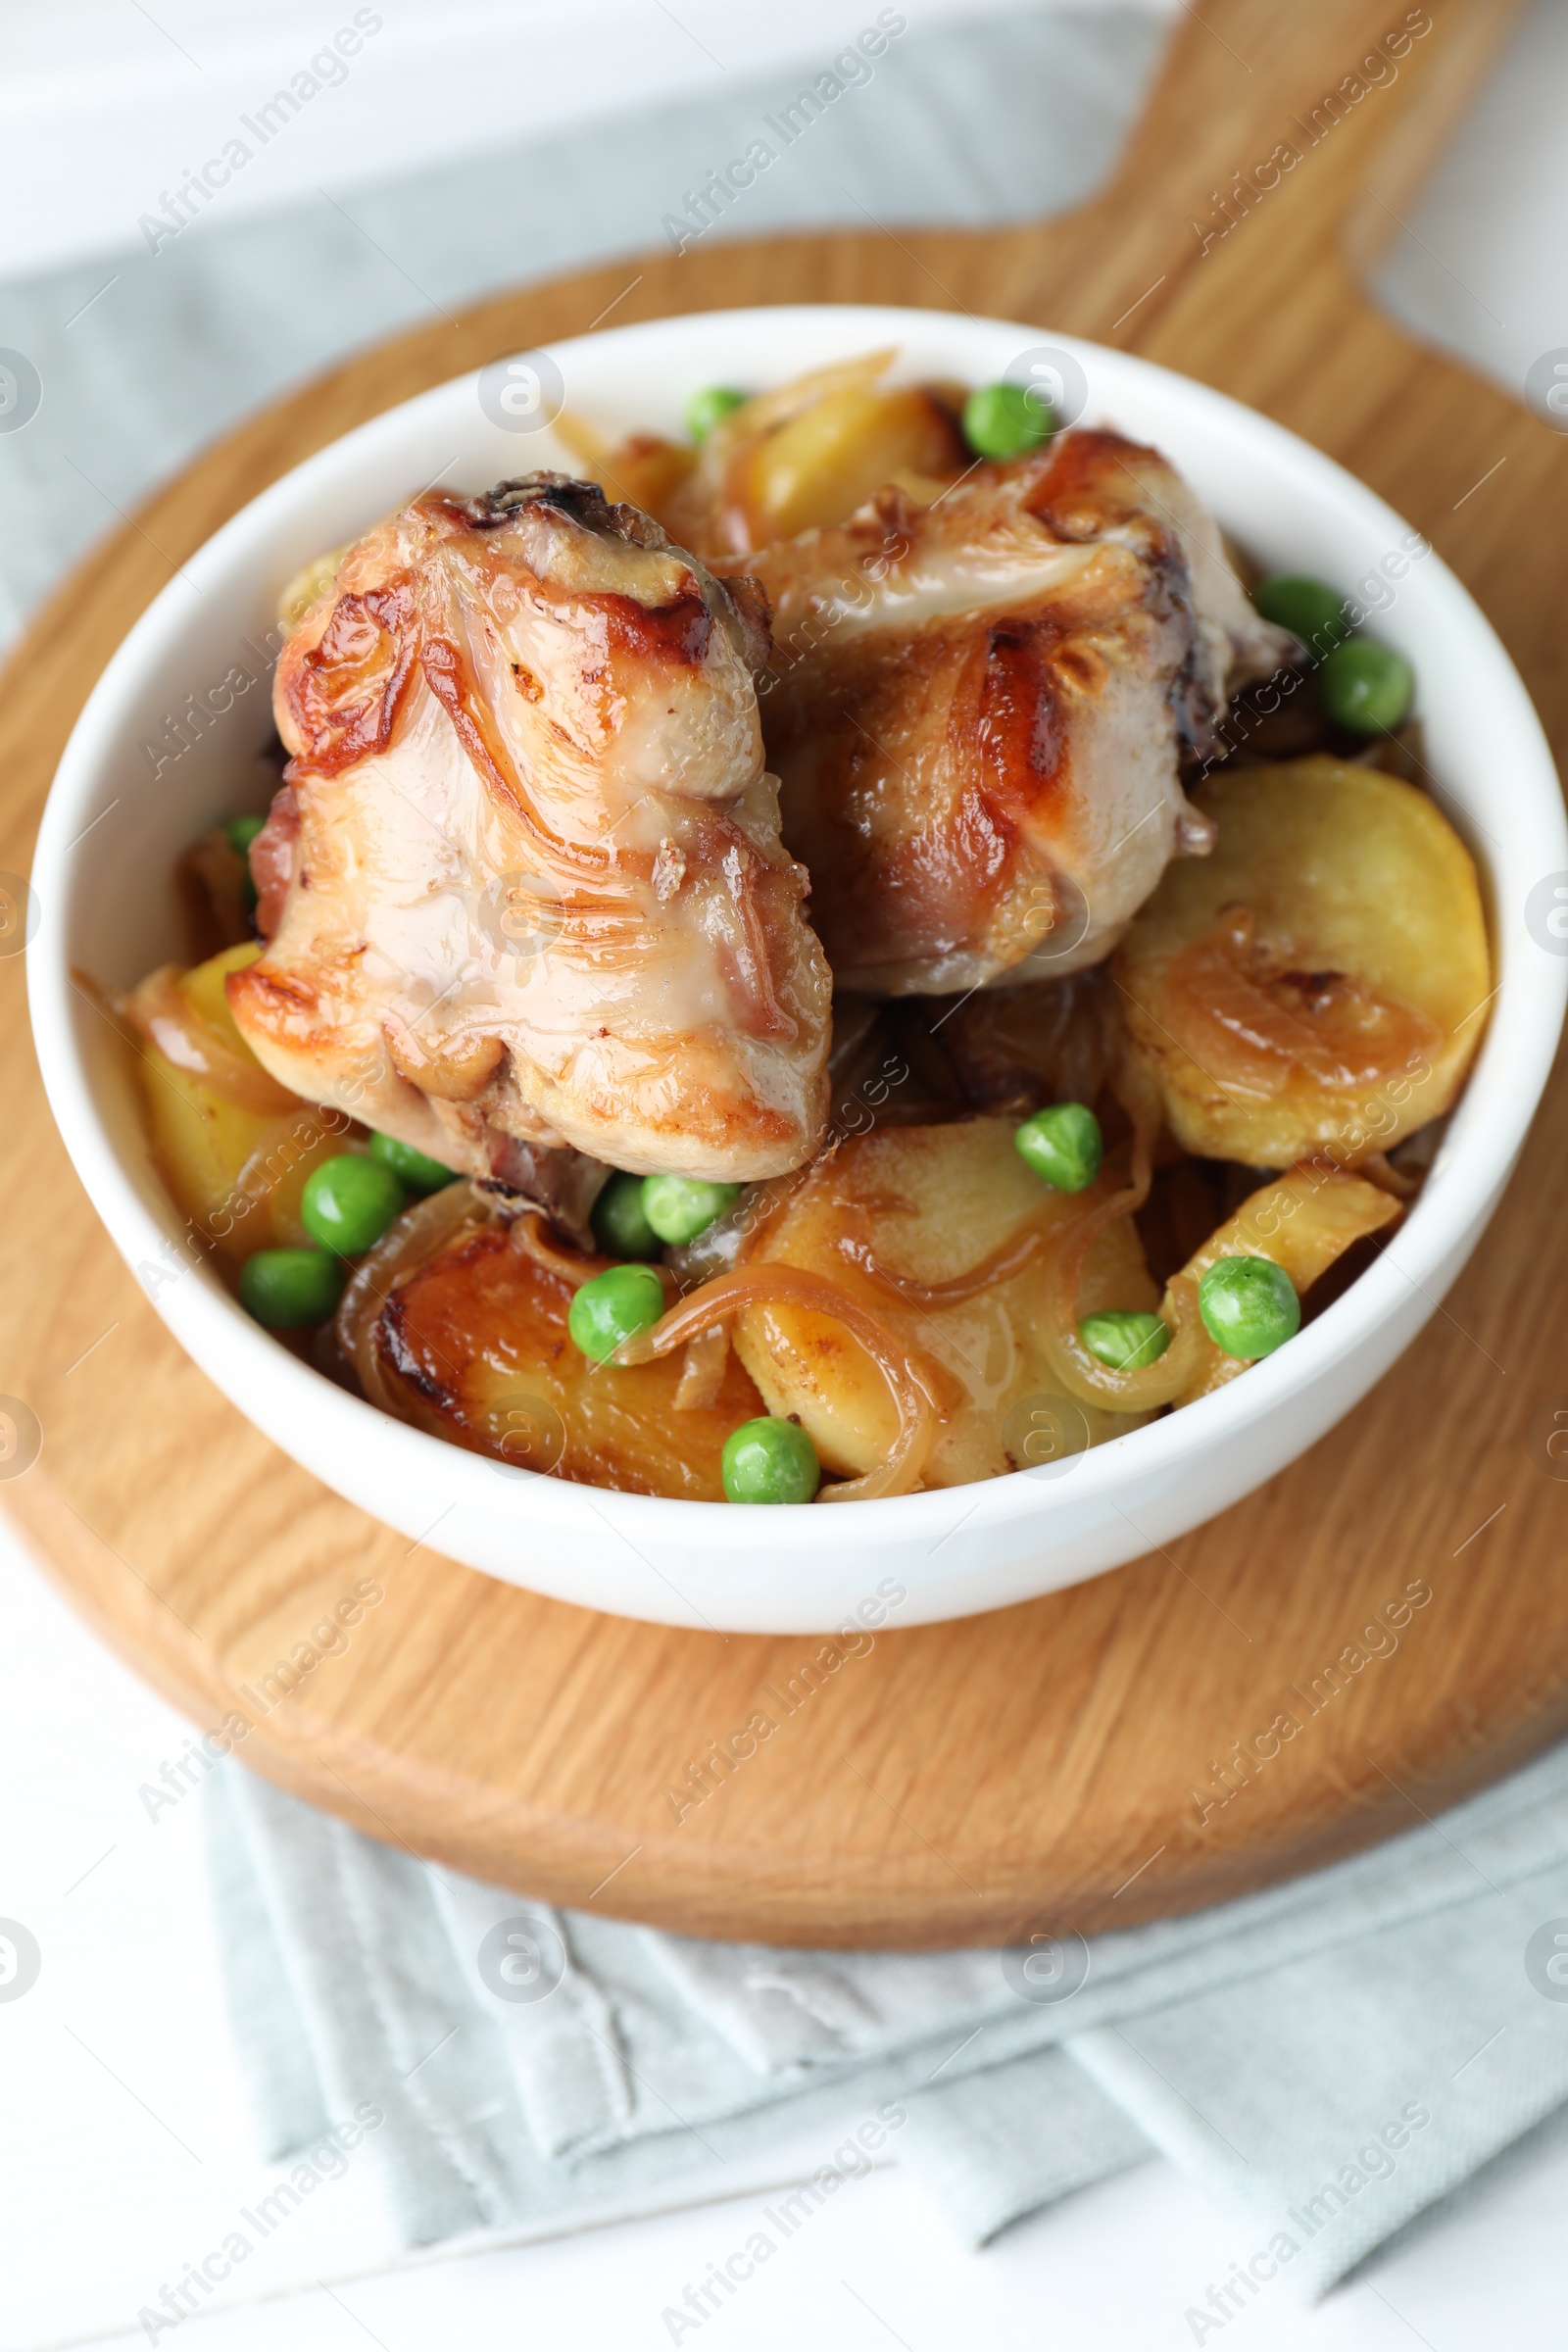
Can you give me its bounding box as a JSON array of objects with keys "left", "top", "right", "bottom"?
[{"left": 5, "top": 0, "right": 1567, "bottom": 1946}]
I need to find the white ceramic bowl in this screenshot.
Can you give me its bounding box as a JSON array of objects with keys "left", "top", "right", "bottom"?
[{"left": 28, "top": 305, "right": 1567, "bottom": 1634}]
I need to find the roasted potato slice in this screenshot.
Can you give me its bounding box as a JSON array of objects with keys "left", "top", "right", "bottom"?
[
  {"left": 126, "top": 942, "right": 345, "bottom": 1259},
  {"left": 1169, "top": 1163, "right": 1400, "bottom": 1401},
  {"left": 650, "top": 352, "right": 966, "bottom": 555},
  {"left": 733, "top": 1118, "right": 1155, "bottom": 1487},
  {"left": 729, "top": 381, "right": 962, "bottom": 543},
  {"left": 1115, "top": 759, "right": 1490, "bottom": 1167},
  {"left": 366, "top": 1222, "right": 762, "bottom": 1500},
  {"left": 135, "top": 1053, "right": 279, "bottom": 1251}
]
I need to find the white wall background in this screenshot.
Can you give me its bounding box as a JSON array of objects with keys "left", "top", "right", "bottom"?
[{"left": 0, "top": 0, "right": 1174, "bottom": 278}]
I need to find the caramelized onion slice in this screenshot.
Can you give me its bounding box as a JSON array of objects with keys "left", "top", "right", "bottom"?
[
  {"left": 1158, "top": 907, "right": 1439, "bottom": 1099},
  {"left": 1115, "top": 759, "right": 1489, "bottom": 1169},
  {"left": 612, "top": 1267, "right": 938, "bottom": 1500},
  {"left": 1169, "top": 1163, "right": 1401, "bottom": 1403},
  {"left": 119, "top": 966, "right": 300, "bottom": 1114},
  {"left": 837, "top": 1204, "right": 1056, "bottom": 1310},
  {"left": 336, "top": 1182, "right": 493, "bottom": 1409},
  {"left": 673, "top": 1325, "right": 731, "bottom": 1411},
  {"left": 1356, "top": 1150, "right": 1422, "bottom": 1200},
  {"left": 1033, "top": 1050, "right": 1209, "bottom": 1412},
  {"left": 507, "top": 1206, "right": 617, "bottom": 1293},
  {"left": 1039, "top": 1235, "right": 1207, "bottom": 1412}
]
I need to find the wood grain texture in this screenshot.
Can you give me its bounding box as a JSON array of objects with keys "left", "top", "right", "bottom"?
[{"left": 6, "top": 0, "right": 1568, "bottom": 1945}]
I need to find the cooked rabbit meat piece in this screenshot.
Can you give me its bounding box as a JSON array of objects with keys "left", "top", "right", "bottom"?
[
  {"left": 724, "top": 428, "right": 1296, "bottom": 996},
  {"left": 227, "top": 475, "right": 832, "bottom": 1184},
  {"left": 1037, "top": 428, "right": 1292, "bottom": 702}
]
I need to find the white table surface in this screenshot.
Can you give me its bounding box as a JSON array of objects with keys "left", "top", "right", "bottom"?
[
  {"left": 5, "top": 3, "right": 1568, "bottom": 2343},
  {"left": 6, "top": 1506, "right": 1568, "bottom": 2352}
]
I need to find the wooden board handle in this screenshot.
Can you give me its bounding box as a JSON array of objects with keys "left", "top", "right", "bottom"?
[
  {"left": 1007, "top": 0, "right": 1521, "bottom": 345},
  {"left": 5, "top": 2, "right": 1566, "bottom": 1946}
]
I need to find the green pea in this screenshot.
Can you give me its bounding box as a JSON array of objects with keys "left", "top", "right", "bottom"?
[
  {"left": 1250, "top": 574, "right": 1350, "bottom": 655},
  {"left": 1013, "top": 1102, "right": 1102, "bottom": 1194},
  {"left": 568, "top": 1263, "right": 667, "bottom": 1363},
  {"left": 223, "top": 812, "right": 268, "bottom": 856},
  {"left": 686, "top": 386, "right": 748, "bottom": 443},
  {"left": 300, "top": 1152, "right": 407, "bottom": 1255},
  {"left": 1079, "top": 1310, "right": 1171, "bottom": 1371},
  {"left": 721, "top": 1416, "right": 820, "bottom": 1505},
  {"left": 591, "top": 1171, "right": 662, "bottom": 1261},
  {"left": 368, "top": 1130, "right": 458, "bottom": 1196},
  {"left": 1318, "top": 638, "right": 1414, "bottom": 734},
  {"left": 961, "top": 381, "right": 1054, "bottom": 462},
  {"left": 240, "top": 1247, "right": 344, "bottom": 1329},
  {"left": 1198, "top": 1255, "right": 1300, "bottom": 1359},
  {"left": 642, "top": 1174, "right": 740, "bottom": 1247}
]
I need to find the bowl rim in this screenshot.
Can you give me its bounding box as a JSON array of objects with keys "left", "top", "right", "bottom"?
[{"left": 26, "top": 301, "right": 1568, "bottom": 1559}]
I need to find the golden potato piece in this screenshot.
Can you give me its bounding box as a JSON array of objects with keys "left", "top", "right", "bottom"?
[
  {"left": 134, "top": 1050, "right": 273, "bottom": 1253},
  {"left": 1115, "top": 758, "right": 1491, "bottom": 1167},
  {"left": 179, "top": 937, "right": 266, "bottom": 1042},
  {"left": 653, "top": 352, "right": 965, "bottom": 556},
  {"left": 1168, "top": 1163, "right": 1400, "bottom": 1401},
  {"left": 733, "top": 1118, "right": 1155, "bottom": 1488},
  {"left": 126, "top": 942, "right": 344, "bottom": 1260},
  {"left": 367, "top": 1223, "right": 762, "bottom": 1500},
  {"left": 732, "top": 382, "right": 962, "bottom": 543}
]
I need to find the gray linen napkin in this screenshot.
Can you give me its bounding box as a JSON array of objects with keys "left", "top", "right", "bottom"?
[{"left": 207, "top": 1740, "right": 1568, "bottom": 2304}]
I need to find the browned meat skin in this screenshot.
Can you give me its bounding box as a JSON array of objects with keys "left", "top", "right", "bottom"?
[
  {"left": 249, "top": 784, "right": 298, "bottom": 940},
  {"left": 722, "top": 429, "right": 1295, "bottom": 997},
  {"left": 229, "top": 474, "right": 832, "bottom": 1184}
]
